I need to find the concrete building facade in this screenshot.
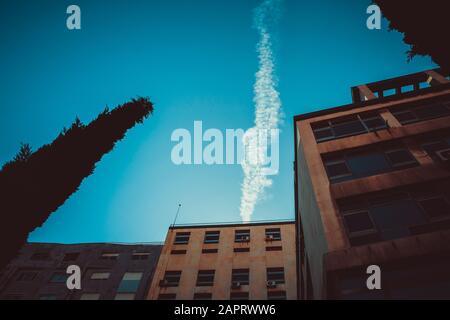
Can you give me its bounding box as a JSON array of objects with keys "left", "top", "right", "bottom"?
[
  {"left": 147, "top": 221, "right": 297, "bottom": 300},
  {"left": 0, "top": 242, "right": 162, "bottom": 300},
  {"left": 294, "top": 68, "right": 450, "bottom": 299}
]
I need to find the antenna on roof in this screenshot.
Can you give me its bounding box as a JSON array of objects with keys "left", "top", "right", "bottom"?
[{"left": 172, "top": 204, "right": 182, "bottom": 226}]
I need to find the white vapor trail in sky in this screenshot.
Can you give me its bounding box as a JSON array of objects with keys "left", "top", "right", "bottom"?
[{"left": 239, "top": 0, "right": 282, "bottom": 222}]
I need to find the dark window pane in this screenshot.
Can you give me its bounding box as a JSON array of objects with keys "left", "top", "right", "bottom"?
[
  {"left": 422, "top": 141, "right": 448, "bottom": 160},
  {"left": 232, "top": 269, "right": 249, "bottom": 285},
  {"left": 333, "top": 120, "right": 366, "bottom": 137},
  {"left": 267, "top": 267, "right": 285, "bottom": 284},
  {"left": 415, "top": 104, "right": 450, "bottom": 119},
  {"left": 419, "top": 198, "right": 450, "bottom": 219},
  {"left": 235, "top": 230, "right": 250, "bottom": 242},
  {"left": 193, "top": 293, "right": 212, "bottom": 300},
  {"left": 311, "top": 121, "right": 330, "bottom": 130},
  {"left": 326, "top": 161, "right": 351, "bottom": 179},
  {"left": 265, "top": 228, "right": 281, "bottom": 240},
  {"left": 344, "top": 212, "right": 374, "bottom": 233},
  {"left": 204, "top": 231, "right": 220, "bottom": 243},
  {"left": 314, "top": 128, "right": 334, "bottom": 141},
  {"left": 393, "top": 111, "right": 417, "bottom": 124},
  {"left": 363, "top": 117, "right": 386, "bottom": 130},
  {"left": 370, "top": 199, "right": 427, "bottom": 240},
  {"left": 161, "top": 271, "right": 182, "bottom": 287},
  {"left": 385, "top": 149, "right": 417, "bottom": 167},
  {"left": 346, "top": 152, "right": 389, "bottom": 178},
  {"left": 174, "top": 232, "right": 190, "bottom": 244},
  {"left": 196, "top": 270, "right": 215, "bottom": 286}
]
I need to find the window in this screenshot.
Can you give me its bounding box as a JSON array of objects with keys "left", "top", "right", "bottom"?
[
  {"left": 174, "top": 232, "right": 190, "bottom": 245},
  {"left": 80, "top": 293, "right": 100, "bottom": 300},
  {"left": 204, "top": 231, "right": 220, "bottom": 244},
  {"left": 266, "top": 246, "right": 282, "bottom": 251},
  {"left": 232, "top": 269, "right": 249, "bottom": 285},
  {"left": 343, "top": 211, "right": 377, "bottom": 236},
  {"left": 332, "top": 117, "right": 366, "bottom": 137},
  {"left": 196, "top": 270, "right": 215, "bottom": 287},
  {"left": 132, "top": 252, "right": 150, "bottom": 260},
  {"left": 31, "top": 252, "right": 50, "bottom": 261},
  {"left": 39, "top": 294, "right": 57, "bottom": 300},
  {"left": 230, "top": 292, "right": 249, "bottom": 300},
  {"left": 385, "top": 149, "right": 417, "bottom": 167},
  {"left": 235, "top": 230, "right": 250, "bottom": 242},
  {"left": 338, "top": 185, "right": 450, "bottom": 246},
  {"left": 360, "top": 113, "right": 387, "bottom": 131},
  {"left": 390, "top": 101, "right": 450, "bottom": 125},
  {"left": 160, "top": 271, "right": 182, "bottom": 287},
  {"left": 90, "top": 272, "right": 110, "bottom": 280},
  {"left": 418, "top": 196, "right": 450, "bottom": 220},
  {"left": 267, "top": 290, "right": 287, "bottom": 300},
  {"left": 267, "top": 268, "right": 285, "bottom": 284},
  {"left": 202, "top": 248, "right": 218, "bottom": 254},
  {"left": 234, "top": 247, "right": 250, "bottom": 253},
  {"left": 16, "top": 271, "right": 38, "bottom": 281},
  {"left": 63, "top": 252, "right": 80, "bottom": 262},
  {"left": 50, "top": 272, "right": 68, "bottom": 283},
  {"left": 193, "top": 293, "right": 212, "bottom": 300},
  {"left": 312, "top": 112, "right": 388, "bottom": 143},
  {"left": 323, "top": 144, "right": 418, "bottom": 183},
  {"left": 421, "top": 136, "right": 450, "bottom": 162},
  {"left": 117, "top": 272, "right": 143, "bottom": 293},
  {"left": 100, "top": 253, "right": 119, "bottom": 260},
  {"left": 114, "top": 293, "right": 135, "bottom": 300},
  {"left": 158, "top": 293, "right": 176, "bottom": 300},
  {"left": 265, "top": 228, "right": 281, "bottom": 241},
  {"left": 323, "top": 159, "right": 351, "bottom": 180},
  {"left": 171, "top": 249, "right": 187, "bottom": 255}
]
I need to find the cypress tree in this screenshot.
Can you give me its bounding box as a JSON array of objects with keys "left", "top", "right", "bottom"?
[{"left": 0, "top": 97, "right": 153, "bottom": 269}]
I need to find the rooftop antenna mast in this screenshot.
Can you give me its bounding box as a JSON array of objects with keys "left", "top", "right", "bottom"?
[{"left": 172, "top": 204, "right": 182, "bottom": 226}]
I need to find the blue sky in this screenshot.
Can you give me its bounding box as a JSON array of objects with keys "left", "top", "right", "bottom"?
[{"left": 0, "top": 0, "right": 436, "bottom": 243}]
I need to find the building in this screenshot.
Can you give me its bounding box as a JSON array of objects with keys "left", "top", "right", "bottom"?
[
  {"left": 0, "top": 242, "right": 162, "bottom": 300},
  {"left": 294, "top": 68, "right": 450, "bottom": 299},
  {"left": 147, "top": 221, "right": 297, "bottom": 300}
]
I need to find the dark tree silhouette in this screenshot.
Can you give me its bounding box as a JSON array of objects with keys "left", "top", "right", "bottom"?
[
  {"left": 373, "top": 1, "right": 450, "bottom": 72},
  {"left": 0, "top": 97, "right": 153, "bottom": 269}
]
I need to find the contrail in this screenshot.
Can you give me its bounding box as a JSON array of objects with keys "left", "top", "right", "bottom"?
[{"left": 240, "top": 0, "right": 282, "bottom": 222}]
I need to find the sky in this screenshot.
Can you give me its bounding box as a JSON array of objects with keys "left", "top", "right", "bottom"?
[{"left": 0, "top": 0, "right": 436, "bottom": 243}]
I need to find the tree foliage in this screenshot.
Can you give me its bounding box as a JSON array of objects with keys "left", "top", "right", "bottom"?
[
  {"left": 0, "top": 97, "right": 153, "bottom": 269},
  {"left": 373, "top": 0, "right": 450, "bottom": 72}
]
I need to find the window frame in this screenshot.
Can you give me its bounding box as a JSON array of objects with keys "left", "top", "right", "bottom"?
[
  {"left": 342, "top": 209, "right": 378, "bottom": 238},
  {"left": 196, "top": 270, "right": 215, "bottom": 287},
  {"left": 234, "top": 229, "right": 251, "bottom": 243},
  {"left": 265, "top": 228, "right": 282, "bottom": 241},
  {"left": 174, "top": 232, "right": 191, "bottom": 245},
  {"left": 161, "top": 271, "right": 182, "bottom": 287},
  {"left": 266, "top": 267, "right": 285, "bottom": 284},
  {"left": 232, "top": 268, "right": 250, "bottom": 286},
  {"left": 384, "top": 148, "right": 418, "bottom": 168},
  {"left": 204, "top": 231, "right": 220, "bottom": 244},
  {"left": 311, "top": 112, "right": 388, "bottom": 143},
  {"left": 417, "top": 195, "right": 450, "bottom": 221},
  {"left": 117, "top": 272, "right": 143, "bottom": 293},
  {"left": 390, "top": 101, "right": 450, "bottom": 125}
]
